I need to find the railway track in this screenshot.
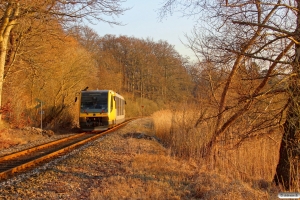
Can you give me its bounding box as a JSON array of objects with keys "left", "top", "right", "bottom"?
[{"left": 0, "top": 119, "right": 134, "bottom": 181}]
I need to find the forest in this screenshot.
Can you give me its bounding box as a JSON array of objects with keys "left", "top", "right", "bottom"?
[
  {"left": 2, "top": 28, "right": 194, "bottom": 126},
  {"left": 1, "top": 0, "right": 300, "bottom": 191},
  {"left": 0, "top": 1, "right": 193, "bottom": 127}
]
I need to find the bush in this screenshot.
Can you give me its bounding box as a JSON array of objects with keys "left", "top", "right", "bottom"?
[{"left": 125, "top": 97, "right": 164, "bottom": 118}]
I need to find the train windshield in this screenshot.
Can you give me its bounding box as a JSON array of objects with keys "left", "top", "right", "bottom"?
[{"left": 80, "top": 91, "right": 108, "bottom": 112}]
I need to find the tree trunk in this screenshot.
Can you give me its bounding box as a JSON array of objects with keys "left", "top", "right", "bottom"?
[
  {"left": 0, "top": 3, "right": 19, "bottom": 120},
  {"left": 274, "top": 4, "right": 300, "bottom": 188},
  {"left": 274, "top": 58, "right": 300, "bottom": 190}
]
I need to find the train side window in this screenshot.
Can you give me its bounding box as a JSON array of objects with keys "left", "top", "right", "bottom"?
[
  {"left": 110, "top": 95, "right": 113, "bottom": 112},
  {"left": 121, "top": 99, "right": 123, "bottom": 115},
  {"left": 122, "top": 100, "right": 123, "bottom": 115},
  {"left": 116, "top": 97, "right": 118, "bottom": 115},
  {"left": 117, "top": 97, "right": 120, "bottom": 116},
  {"left": 119, "top": 98, "right": 121, "bottom": 115},
  {"left": 120, "top": 99, "right": 122, "bottom": 115},
  {"left": 117, "top": 98, "right": 120, "bottom": 116}
]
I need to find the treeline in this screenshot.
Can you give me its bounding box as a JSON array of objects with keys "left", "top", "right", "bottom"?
[
  {"left": 97, "top": 35, "right": 192, "bottom": 102},
  {"left": 0, "top": 1, "right": 131, "bottom": 128},
  {"left": 2, "top": 22, "right": 195, "bottom": 128},
  {"left": 69, "top": 26, "right": 194, "bottom": 116},
  {"left": 2, "top": 23, "right": 97, "bottom": 128}
]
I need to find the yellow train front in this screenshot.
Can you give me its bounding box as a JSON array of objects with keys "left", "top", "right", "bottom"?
[{"left": 79, "top": 90, "right": 125, "bottom": 131}]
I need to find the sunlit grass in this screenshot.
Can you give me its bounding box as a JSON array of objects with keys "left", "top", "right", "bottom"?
[
  {"left": 152, "top": 108, "right": 282, "bottom": 186},
  {"left": 88, "top": 116, "right": 268, "bottom": 199}
]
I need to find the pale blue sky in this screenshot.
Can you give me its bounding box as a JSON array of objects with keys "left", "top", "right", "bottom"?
[{"left": 89, "top": 0, "right": 196, "bottom": 61}]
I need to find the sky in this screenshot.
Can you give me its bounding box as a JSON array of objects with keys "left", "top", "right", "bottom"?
[{"left": 88, "top": 0, "right": 197, "bottom": 61}]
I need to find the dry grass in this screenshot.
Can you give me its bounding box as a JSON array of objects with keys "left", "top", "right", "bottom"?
[
  {"left": 151, "top": 110, "right": 172, "bottom": 142},
  {"left": 85, "top": 118, "right": 267, "bottom": 199},
  {"left": 152, "top": 109, "right": 283, "bottom": 195},
  {"left": 0, "top": 128, "right": 28, "bottom": 148},
  {"left": 152, "top": 109, "right": 213, "bottom": 158},
  {"left": 215, "top": 132, "right": 281, "bottom": 182},
  {"left": 0, "top": 125, "right": 55, "bottom": 151},
  {"left": 192, "top": 170, "right": 269, "bottom": 200},
  {"left": 0, "top": 117, "right": 272, "bottom": 199}
]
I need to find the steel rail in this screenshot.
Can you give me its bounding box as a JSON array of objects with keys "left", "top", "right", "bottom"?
[
  {"left": 0, "top": 133, "right": 87, "bottom": 162},
  {"left": 0, "top": 118, "right": 134, "bottom": 180}
]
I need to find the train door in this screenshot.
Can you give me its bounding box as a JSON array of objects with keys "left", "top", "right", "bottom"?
[{"left": 109, "top": 92, "right": 117, "bottom": 125}]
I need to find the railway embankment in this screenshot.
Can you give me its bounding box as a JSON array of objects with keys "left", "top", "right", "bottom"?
[{"left": 0, "top": 118, "right": 274, "bottom": 199}]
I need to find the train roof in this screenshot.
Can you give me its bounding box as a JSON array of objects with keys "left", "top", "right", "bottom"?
[
  {"left": 81, "top": 90, "right": 110, "bottom": 93},
  {"left": 81, "top": 90, "right": 124, "bottom": 99}
]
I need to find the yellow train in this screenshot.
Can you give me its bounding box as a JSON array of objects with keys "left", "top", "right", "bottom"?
[{"left": 77, "top": 90, "right": 125, "bottom": 131}]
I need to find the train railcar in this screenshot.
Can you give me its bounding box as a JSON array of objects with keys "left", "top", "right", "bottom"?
[{"left": 78, "top": 90, "right": 125, "bottom": 131}]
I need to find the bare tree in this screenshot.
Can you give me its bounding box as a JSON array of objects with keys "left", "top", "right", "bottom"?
[
  {"left": 0, "top": 0, "right": 128, "bottom": 119},
  {"left": 161, "top": 0, "right": 299, "bottom": 189},
  {"left": 96, "top": 35, "right": 192, "bottom": 102}
]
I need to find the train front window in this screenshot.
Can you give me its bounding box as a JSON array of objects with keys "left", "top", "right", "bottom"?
[{"left": 81, "top": 92, "right": 108, "bottom": 112}]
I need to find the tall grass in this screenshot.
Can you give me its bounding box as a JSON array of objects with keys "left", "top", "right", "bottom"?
[{"left": 152, "top": 108, "right": 282, "bottom": 185}]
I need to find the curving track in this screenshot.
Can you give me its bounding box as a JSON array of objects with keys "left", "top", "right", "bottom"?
[{"left": 0, "top": 119, "right": 134, "bottom": 181}]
